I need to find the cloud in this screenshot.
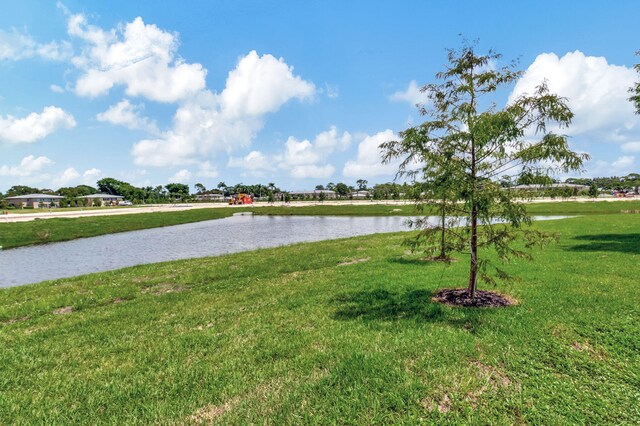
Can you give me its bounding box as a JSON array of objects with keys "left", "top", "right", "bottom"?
[
  {"left": 50, "top": 84, "right": 65, "bottom": 93},
  {"left": 131, "top": 51, "right": 316, "bottom": 166},
  {"left": 52, "top": 167, "right": 81, "bottom": 186},
  {"left": 291, "top": 164, "right": 335, "bottom": 179},
  {"left": 509, "top": 51, "right": 639, "bottom": 143},
  {"left": 0, "top": 28, "right": 72, "bottom": 61},
  {"left": 621, "top": 141, "right": 640, "bottom": 152},
  {"left": 0, "top": 106, "right": 76, "bottom": 143},
  {"left": 196, "top": 161, "right": 219, "bottom": 178},
  {"left": 168, "top": 169, "right": 192, "bottom": 183},
  {"left": 0, "top": 155, "right": 54, "bottom": 177},
  {"left": 343, "top": 130, "right": 399, "bottom": 178},
  {"left": 325, "top": 83, "right": 339, "bottom": 99},
  {"left": 97, "top": 99, "right": 158, "bottom": 134},
  {"left": 228, "top": 150, "right": 275, "bottom": 173},
  {"left": 51, "top": 167, "right": 103, "bottom": 187},
  {"left": 611, "top": 155, "right": 635, "bottom": 172},
  {"left": 390, "top": 80, "right": 429, "bottom": 106},
  {"left": 220, "top": 50, "right": 315, "bottom": 118},
  {"left": 68, "top": 14, "right": 206, "bottom": 103}
]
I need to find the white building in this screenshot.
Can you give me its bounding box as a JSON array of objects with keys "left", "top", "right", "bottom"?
[{"left": 6, "top": 194, "right": 64, "bottom": 208}]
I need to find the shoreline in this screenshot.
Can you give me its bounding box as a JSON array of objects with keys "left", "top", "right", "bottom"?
[{"left": 1, "top": 196, "right": 636, "bottom": 223}]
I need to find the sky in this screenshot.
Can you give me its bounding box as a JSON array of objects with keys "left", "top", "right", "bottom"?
[{"left": 1, "top": 0, "right": 639, "bottom": 192}]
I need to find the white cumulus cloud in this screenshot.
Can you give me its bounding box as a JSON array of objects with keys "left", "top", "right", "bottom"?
[
  {"left": 68, "top": 14, "right": 206, "bottom": 103},
  {"left": 168, "top": 169, "right": 192, "bottom": 183},
  {"left": 97, "top": 99, "right": 158, "bottom": 134},
  {"left": 509, "top": 51, "right": 639, "bottom": 143},
  {"left": 390, "top": 80, "right": 429, "bottom": 106},
  {"left": 0, "top": 155, "right": 54, "bottom": 177},
  {"left": 131, "top": 51, "right": 316, "bottom": 166},
  {"left": 0, "top": 106, "right": 76, "bottom": 143},
  {"left": 343, "top": 130, "right": 399, "bottom": 178}
]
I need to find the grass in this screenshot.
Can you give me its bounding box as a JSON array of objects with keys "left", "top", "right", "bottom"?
[
  {"left": 0, "top": 208, "right": 239, "bottom": 249},
  {"left": 1, "top": 214, "right": 638, "bottom": 424},
  {"left": 3, "top": 200, "right": 640, "bottom": 250}
]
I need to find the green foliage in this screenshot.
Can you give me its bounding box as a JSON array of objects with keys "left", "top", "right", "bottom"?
[
  {"left": 56, "top": 185, "right": 97, "bottom": 198},
  {"left": 5, "top": 185, "right": 41, "bottom": 197},
  {"left": 334, "top": 183, "right": 350, "bottom": 197},
  {"left": 630, "top": 50, "right": 640, "bottom": 114},
  {"left": 588, "top": 182, "right": 599, "bottom": 198},
  {"left": 382, "top": 43, "right": 588, "bottom": 296},
  {"left": 319, "top": 191, "right": 327, "bottom": 202}
]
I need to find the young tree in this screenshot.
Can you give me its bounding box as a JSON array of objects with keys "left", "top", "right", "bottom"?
[
  {"left": 630, "top": 50, "right": 640, "bottom": 114},
  {"left": 382, "top": 44, "right": 588, "bottom": 299},
  {"left": 356, "top": 179, "right": 368, "bottom": 191}
]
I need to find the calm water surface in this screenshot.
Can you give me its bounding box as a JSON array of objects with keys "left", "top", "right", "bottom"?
[{"left": 0, "top": 215, "right": 571, "bottom": 288}]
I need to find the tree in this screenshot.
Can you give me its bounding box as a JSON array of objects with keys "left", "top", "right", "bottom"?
[
  {"left": 588, "top": 181, "right": 599, "bottom": 198},
  {"left": 194, "top": 183, "right": 206, "bottom": 194},
  {"left": 335, "top": 183, "right": 349, "bottom": 198},
  {"left": 318, "top": 191, "right": 327, "bottom": 202},
  {"left": 165, "top": 183, "right": 190, "bottom": 201},
  {"left": 6, "top": 185, "right": 41, "bottom": 197},
  {"left": 356, "top": 179, "right": 368, "bottom": 191},
  {"left": 315, "top": 184, "right": 325, "bottom": 190},
  {"left": 630, "top": 50, "right": 640, "bottom": 114},
  {"left": 382, "top": 43, "right": 588, "bottom": 300}
]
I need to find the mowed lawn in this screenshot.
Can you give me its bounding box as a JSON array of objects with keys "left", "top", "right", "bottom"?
[{"left": 0, "top": 214, "right": 639, "bottom": 424}]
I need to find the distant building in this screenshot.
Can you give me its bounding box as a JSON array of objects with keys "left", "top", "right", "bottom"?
[
  {"left": 195, "top": 193, "right": 225, "bottom": 201},
  {"left": 508, "top": 183, "right": 589, "bottom": 191},
  {"left": 77, "top": 194, "right": 124, "bottom": 206},
  {"left": 350, "top": 190, "right": 370, "bottom": 199},
  {"left": 289, "top": 190, "right": 337, "bottom": 200},
  {"left": 6, "top": 194, "right": 64, "bottom": 209}
]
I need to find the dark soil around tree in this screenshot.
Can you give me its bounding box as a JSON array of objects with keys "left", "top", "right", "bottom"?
[{"left": 432, "top": 288, "right": 516, "bottom": 308}]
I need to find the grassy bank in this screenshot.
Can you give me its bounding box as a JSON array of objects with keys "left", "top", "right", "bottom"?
[
  {"left": 0, "top": 208, "right": 238, "bottom": 249},
  {"left": 1, "top": 214, "right": 638, "bottom": 424},
  {"left": 2, "top": 200, "right": 640, "bottom": 250}
]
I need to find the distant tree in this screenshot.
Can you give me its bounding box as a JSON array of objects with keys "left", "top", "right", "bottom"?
[
  {"left": 6, "top": 185, "right": 41, "bottom": 196},
  {"left": 318, "top": 191, "right": 327, "bottom": 202},
  {"left": 326, "top": 182, "right": 336, "bottom": 192},
  {"left": 267, "top": 191, "right": 275, "bottom": 204},
  {"left": 283, "top": 192, "right": 291, "bottom": 203},
  {"left": 335, "top": 183, "right": 349, "bottom": 198},
  {"left": 588, "top": 181, "right": 599, "bottom": 198},
  {"left": 517, "top": 171, "right": 554, "bottom": 186},
  {"left": 356, "top": 179, "right": 368, "bottom": 191},
  {"left": 630, "top": 50, "right": 640, "bottom": 114},
  {"left": 382, "top": 43, "right": 588, "bottom": 299},
  {"left": 194, "top": 183, "right": 206, "bottom": 194},
  {"left": 165, "top": 183, "right": 190, "bottom": 201},
  {"left": 315, "top": 184, "right": 325, "bottom": 190}
]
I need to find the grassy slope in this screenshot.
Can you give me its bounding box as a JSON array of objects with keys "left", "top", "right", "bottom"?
[
  {"left": 3, "top": 200, "right": 640, "bottom": 250},
  {"left": 0, "top": 208, "right": 239, "bottom": 249},
  {"left": 1, "top": 214, "right": 638, "bottom": 424}
]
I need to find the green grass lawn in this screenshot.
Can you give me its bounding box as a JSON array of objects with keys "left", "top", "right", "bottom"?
[
  {"left": 1, "top": 214, "right": 638, "bottom": 424},
  {"left": 3, "top": 200, "right": 640, "bottom": 250}
]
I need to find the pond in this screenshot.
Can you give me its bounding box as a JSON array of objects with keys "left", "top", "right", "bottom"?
[{"left": 0, "top": 215, "right": 572, "bottom": 288}]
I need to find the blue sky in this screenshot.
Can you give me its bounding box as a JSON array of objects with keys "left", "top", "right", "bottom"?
[{"left": 1, "top": 0, "right": 639, "bottom": 192}]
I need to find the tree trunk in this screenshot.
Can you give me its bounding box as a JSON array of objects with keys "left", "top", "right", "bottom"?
[
  {"left": 467, "top": 207, "right": 478, "bottom": 298},
  {"left": 439, "top": 203, "right": 446, "bottom": 259}
]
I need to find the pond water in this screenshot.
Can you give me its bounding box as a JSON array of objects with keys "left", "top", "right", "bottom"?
[{"left": 0, "top": 215, "right": 571, "bottom": 288}]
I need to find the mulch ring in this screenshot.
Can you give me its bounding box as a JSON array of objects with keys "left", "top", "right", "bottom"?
[{"left": 432, "top": 288, "right": 517, "bottom": 308}]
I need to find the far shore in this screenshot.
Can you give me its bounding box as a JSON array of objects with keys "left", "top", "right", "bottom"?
[{"left": 1, "top": 196, "right": 638, "bottom": 223}]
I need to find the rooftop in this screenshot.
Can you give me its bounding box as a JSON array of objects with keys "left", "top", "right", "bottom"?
[
  {"left": 77, "top": 194, "right": 124, "bottom": 199},
  {"left": 6, "top": 194, "right": 65, "bottom": 200}
]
